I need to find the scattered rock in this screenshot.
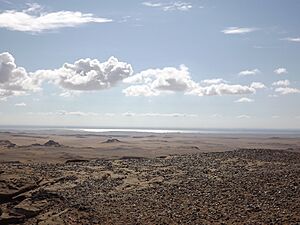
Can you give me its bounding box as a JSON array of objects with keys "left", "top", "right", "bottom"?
[
  {"left": 0, "top": 149, "right": 299, "bottom": 224},
  {"left": 119, "top": 156, "right": 145, "bottom": 160}
]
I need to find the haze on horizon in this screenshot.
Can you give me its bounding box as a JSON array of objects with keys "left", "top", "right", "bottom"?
[{"left": 0, "top": 0, "right": 300, "bottom": 129}]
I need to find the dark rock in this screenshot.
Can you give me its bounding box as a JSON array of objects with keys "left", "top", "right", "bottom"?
[
  {"left": 0, "top": 213, "right": 25, "bottom": 224},
  {"left": 65, "top": 159, "right": 89, "bottom": 163},
  {"left": 102, "top": 138, "right": 121, "bottom": 143},
  {"left": 0, "top": 184, "right": 38, "bottom": 203},
  {"left": 14, "top": 199, "right": 47, "bottom": 218},
  {"left": 119, "top": 156, "right": 145, "bottom": 160},
  {"left": 0, "top": 140, "right": 16, "bottom": 148},
  {"left": 43, "top": 140, "right": 61, "bottom": 147}
]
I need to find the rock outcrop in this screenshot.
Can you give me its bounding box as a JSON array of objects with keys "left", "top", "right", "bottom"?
[
  {"left": 43, "top": 140, "right": 61, "bottom": 147},
  {"left": 0, "top": 140, "right": 16, "bottom": 148}
]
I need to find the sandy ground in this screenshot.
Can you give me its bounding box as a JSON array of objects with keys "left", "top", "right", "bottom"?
[
  {"left": 0, "top": 131, "right": 300, "bottom": 224},
  {"left": 0, "top": 130, "right": 300, "bottom": 163}
]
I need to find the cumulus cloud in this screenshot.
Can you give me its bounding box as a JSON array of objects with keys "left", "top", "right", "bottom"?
[
  {"left": 282, "top": 37, "right": 300, "bottom": 42},
  {"left": 122, "top": 85, "right": 160, "bottom": 97},
  {"left": 201, "top": 78, "right": 227, "bottom": 85},
  {"left": 123, "top": 65, "right": 197, "bottom": 96},
  {"left": 234, "top": 97, "right": 254, "bottom": 103},
  {"left": 0, "top": 3, "right": 112, "bottom": 33},
  {"left": 274, "top": 67, "right": 288, "bottom": 75},
  {"left": 250, "top": 82, "right": 266, "bottom": 89},
  {"left": 142, "top": 1, "right": 192, "bottom": 11},
  {"left": 1, "top": 52, "right": 133, "bottom": 98},
  {"left": 124, "top": 65, "right": 265, "bottom": 97},
  {"left": 222, "top": 27, "right": 257, "bottom": 34},
  {"left": 1, "top": 52, "right": 267, "bottom": 99},
  {"left": 0, "top": 52, "right": 40, "bottom": 98},
  {"left": 34, "top": 56, "right": 133, "bottom": 91},
  {"left": 272, "top": 80, "right": 290, "bottom": 87},
  {"left": 275, "top": 87, "right": 300, "bottom": 95},
  {"left": 189, "top": 83, "right": 257, "bottom": 96},
  {"left": 238, "top": 69, "right": 260, "bottom": 76}
]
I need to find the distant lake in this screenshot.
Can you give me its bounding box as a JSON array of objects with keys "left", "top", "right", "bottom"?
[{"left": 1, "top": 125, "right": 300, "bottom": 135}]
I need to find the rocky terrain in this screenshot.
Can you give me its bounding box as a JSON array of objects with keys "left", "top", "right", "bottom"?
[{"left": 0, "top": 148, "right": 299, "bottom": 224}]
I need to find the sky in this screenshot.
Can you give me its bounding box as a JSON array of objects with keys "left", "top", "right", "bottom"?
[{"left": 0, "top": 0, "right": 300, "bottom": 129}]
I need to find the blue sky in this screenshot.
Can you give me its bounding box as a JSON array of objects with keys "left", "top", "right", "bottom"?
[{"left": 0, "top": 0, "right": 299, "bottom": 129}]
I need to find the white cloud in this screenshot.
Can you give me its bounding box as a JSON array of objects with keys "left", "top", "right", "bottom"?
[
  {"left": 189, "top": 83, "right": 259, "bottom": 96},
  {"left": 123, "top": 85, "right": 160, "bottom": 97},
  {"left": 0, "top": 3, "right": 112, "bottom": 33},
  {"left": 123, "top": 65, "right": 197, "bottom": 96},
  {"left": 1, "top": 52, "right": 267, "bottom": 100},
  {"left": 201, "top": 78, "right": 227, "bottom": 85},
  {"left": 282, "top": 37, "right": 300, "bottom": 42},
  {"left": 142, "top": 2, "right": 163, "bottom": 7},
  {"left": 275, "top": 87, "right": 300, "bottom": 95},
  {"left": 234, "top": 97, "right": 254, "bottom": 103},
  {"left": 124, "top": 65, "right": 265, "bottom": 97},
  {"left": 15, "top": 102, "right": 26, "bottom": 106},
  {"left": 1, "top": 52, "right": 133, "bottom": 96},
  {"left": 34, "top": 56, "right": 133, "bottom": 91},
  {"left": 237, "top": 115, "right": 251, "bottom": 119},
  {"left": 250, "top": 82, "right": 266, "bottom": 89},
  {"left": 222, "top": 27, "right": 257, "bottom": 34},
  {"left": 274, "top": 67, "right": 288, "bottom": 75},
  {"left": 142, "top": 1, "right": 192, "bottom": 11},
  {"left": 238, "top": 69, "right": 260, "bottom": 76},
  {"left": 0, "top": 52, "right": 40, "bottom": 98},
  {"left": 272, "top": 80, "right": 290, "bottom": 87}
]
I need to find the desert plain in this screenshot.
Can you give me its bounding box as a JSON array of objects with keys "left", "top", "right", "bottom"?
[{"left": 0, "top": 130, "right": 300, "bottom": 224}]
